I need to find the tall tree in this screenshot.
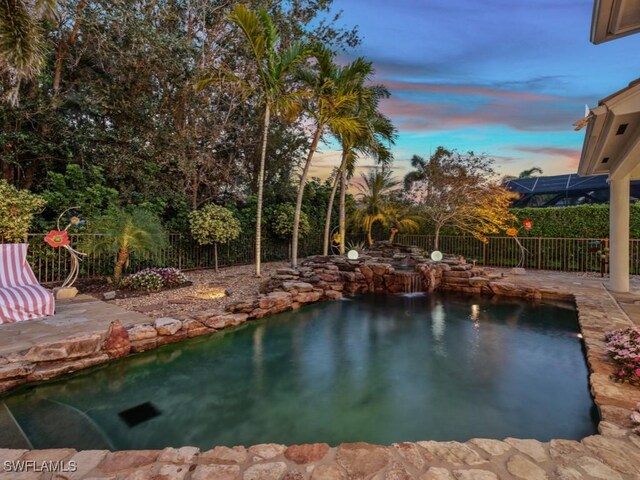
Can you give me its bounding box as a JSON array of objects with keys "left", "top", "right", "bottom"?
[
  {"left": 290, "top": 47, "right": 370, "bottom": 267},
  {"left": 320, "top": 88, "right": 395, "bottom": 255},
  {"left": 407, "top": 147, "right": 517, "bottom": 249},
  {"left": 213, "top": 5, "right": 311, "bottom": 276}
]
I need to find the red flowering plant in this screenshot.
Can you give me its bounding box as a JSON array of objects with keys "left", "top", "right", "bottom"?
[
  {"left": 604, "top": 327, "right": 640, "bottom": 385},
  {"left": 44, "top": 230, "right": 70, "bottom": 248}
]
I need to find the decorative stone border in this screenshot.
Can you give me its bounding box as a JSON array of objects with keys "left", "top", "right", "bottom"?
[{"left": 1, "top": 250, "right": 640, "bottom": 479}]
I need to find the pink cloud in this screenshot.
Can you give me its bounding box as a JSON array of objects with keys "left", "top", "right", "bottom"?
[
  {"left": 513, "top": 146, "right": 581, "bottom": 168},
  {"left": 382, "top": 80, "right": 560, "bottom": 102},
  {"left": 379, "top": 95, "right": 578, "bottom": 132}
]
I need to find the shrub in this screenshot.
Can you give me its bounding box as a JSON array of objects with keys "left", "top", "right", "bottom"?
[
  {"left": 189, "top": 204, "right": 241, "bottom": 245},
  {"left": 189, "top": 204, "right": 241, "bottom": 271},
  {"left": 121, "top": 267, "right": 188, "bottom": 291},
  {"left": 85, "top": 207, "right": 168, "bottom": 283},
  {"left": 269, "top": 203, "right": 310, "bottom": 238},
  {"left": 0, "top": 180, "right": 46, "bottom": 242},
  {"left": 604, "top": 327, "right": 640, "bottom": 385}
]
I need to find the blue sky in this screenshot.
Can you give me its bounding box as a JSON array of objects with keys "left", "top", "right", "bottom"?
[{"left": 309, "top": 0, "right": 640, "bottom": 180}]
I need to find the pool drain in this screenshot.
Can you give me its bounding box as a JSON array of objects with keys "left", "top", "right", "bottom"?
[{"left": 118, "top": 402, "right": 161, "bottom": 427}]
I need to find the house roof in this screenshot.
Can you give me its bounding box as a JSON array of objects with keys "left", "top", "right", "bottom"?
[
  {"left": 578, "top": 78, "right": 640, "bottom": 180},
  {"left": 591, "top": 0, "right": 640, "bottom": 44}
]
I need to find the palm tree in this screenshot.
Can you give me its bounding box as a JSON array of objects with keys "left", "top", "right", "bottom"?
[
  {"left": 289, "top": 48, "right": 370, "bottom": 267},
  {"left": 386, "top": 204, "right": 420, "bottom": 242},
  {"left": 321, "top": 84, "right": 396, "bottom": 255},
  {"left": 352, "top": 168, "right": 399, "bottom": 246},
  {"left": 518, "top": 166, "right": 543, "bottom": 178},
  {"left": 85, "top": 208, "right": 167, "bottom": 284},
  {"left": 200, "top": 6, "right": 310, "bottom": 276},
  {"left": 501, "top": 166, "right": 544, "bottom": 185}
]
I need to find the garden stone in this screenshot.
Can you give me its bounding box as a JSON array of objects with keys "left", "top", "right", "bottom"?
[
  {"left": 597, "top": 421, "right": 628, "bottom": 437},
  {"left": 154, "top": 318, "right": 182, "bottom": 336},
  {"left": 243, "top": 462, "right": 287, "bottom": 480},
  {"left": 199, "top": 446, "right": 247, "bottom": 464},
  {"left": 284, "top": 443, "right": 330, "bottom": 464},
  {"left": 510, "top": 267, "right": 526, "bottom": 275},
  {"left": 504, "top": 438, "right": 548, "bottom": 462},
  {"left": 384, "top": 462, "right": 412, "bottom": 480},
  {"left": 98, "top": 450, "right": 159, "bottom": 474},
  {"left": 283, "top": 471, "right": 305, "bottom": 480},
  {"left": 103, "top": 291, "right": 116, "bottom": 300},
  {"left": 102, "top": 320, "right": 130, "bottom": 358},
  {"left": 581, "top": 435, "right": 640, "bottom": 475},
  {"left": 0, "top": 362, "right": 33, "bottom": 380},
  {"left": 154, "top": 464, "right": 189, "bottom": 480},
  {"left": 549, "top": 440, "right": 585, "bottom": 459},
  {"left": 392, "top": 442, "right": 427, "bottom": 470},
  {"left": 247, "top": 443, "right": 286, "bottom": 460},
  {"left": 54, "top": 286, "right": 78, "bottom": 299},
  {"left": 66, "top": 450, "right": 109, "bottom": 480},
  {"left": 505, "top": 454, "right": 548, "bottom": 480},
  {"left": 467, "top": 439, "right": 511, "bottom": 457},
  {"left": 452, "top": 470, "right": 498, "bottom": 480},
  {"left": 554, "top": 466, "right": 583, "bottom": 480},
  {"left": 15, "top": 333, "right": 101, "bottom": 362},
  {"left": 0, "top": 449, "right": 27, "bottom": 461},
  {"left": 576, "top": 456, "right": 623, "bottom": 480},
  {"left": 192, "top": 465, "right": 240, "bottom": 480},
  {"left": 417, "top": 441, "right": 486, "bottom": 466},
  {"left": 157, "top": 446, "right": 199, "bottom": 463},
  {"left": 335, "top": 442, "right": 390, "bottom": 479},
  {"left": 420, "top": 468, "right": 454, "bottom": 480},
  {"left": 127, "top": 324, "right": 158, "bottom": 341},
  {"left": 311, "top": 464, "right": 347, "bottom": 480}
]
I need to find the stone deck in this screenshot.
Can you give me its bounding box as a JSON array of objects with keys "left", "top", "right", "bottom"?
[
  {"left": 1, "top": 267, "right": 640, "bottom": 479},
  {"left": 0, "top": 295, "right": 153, "bottom": 358}
]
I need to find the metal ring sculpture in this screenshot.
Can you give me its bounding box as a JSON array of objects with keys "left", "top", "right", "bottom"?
[{"left": 56, "top": 207, "right": 87, "bottom": 289}]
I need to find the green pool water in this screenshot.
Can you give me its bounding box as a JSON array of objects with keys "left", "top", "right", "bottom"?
[{"left": 0, "top": 293, "right": 597, "bottom": 450}]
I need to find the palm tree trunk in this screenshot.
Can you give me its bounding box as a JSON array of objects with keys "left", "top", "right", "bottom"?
[
  {"left": 434, "top": 225, "right": 441, "bottom": 251},
  {"left": 339, "top": 168, "right": 347, "bottom": 254},
  {"left": 367, "top": 222, "right": 374, "bottom": 246},
  {"left": 323, "top": 151, "right": 347, "bottom": 255},
  {"left": 291, "top": 126, "right": 323, "bottom": 267},
  {"left": 255, "top": 103, "right": 270, "bottom": 277},
  {"left": 114, "top": 248, "right": 129, "bottom": 284},
  {"left": 214, "top": 243, "right": 218, "bottom": 273},
  {"left": 389, "top": 229, "right": 397, "bottom": 242}
]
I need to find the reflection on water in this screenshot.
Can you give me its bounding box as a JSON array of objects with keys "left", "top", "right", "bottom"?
[{"left": 0, "top": 293, "right": 597, "bottom": 450}]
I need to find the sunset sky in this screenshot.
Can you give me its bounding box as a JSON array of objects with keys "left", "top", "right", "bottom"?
[{"left": 309, "top": 0, "right": 640, "bottom": 182}]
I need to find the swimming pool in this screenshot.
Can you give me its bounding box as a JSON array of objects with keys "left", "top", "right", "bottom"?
[{"left": 0, "top": 293, "right": 597, "bottom": 450}]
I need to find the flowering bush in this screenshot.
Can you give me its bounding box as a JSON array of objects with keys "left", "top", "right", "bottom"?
[
  {"left": 121, "top": 267, "right": 188, "bottom": 291},
  {"left": 604, "top": 327, "right": 640, "bottom": 385}
]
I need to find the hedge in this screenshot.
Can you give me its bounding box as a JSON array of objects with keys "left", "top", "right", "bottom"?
[
  {"left": 409, "top": 204, "right": 640, "bottom": 239},
  {"left": 511, "top": 204, "right": 640, "bottom": 238}
]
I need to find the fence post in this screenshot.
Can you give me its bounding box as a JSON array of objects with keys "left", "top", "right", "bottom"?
[
  {"left": 537, "top": 237, "right": 542, "bottom": 270},
  {"left": 482, "top": 239, "right": 487, "bottom": 265}
]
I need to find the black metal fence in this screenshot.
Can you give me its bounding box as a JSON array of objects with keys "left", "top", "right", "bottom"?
[
  {"left": 12, "top": 233, "right": 330, "bottom": 284},
  {"left": 5, "top": 232, "right": 638, "bottom": 284},
  {"left": 396, "top": 234, "right": 632, "bottom": 274}
]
